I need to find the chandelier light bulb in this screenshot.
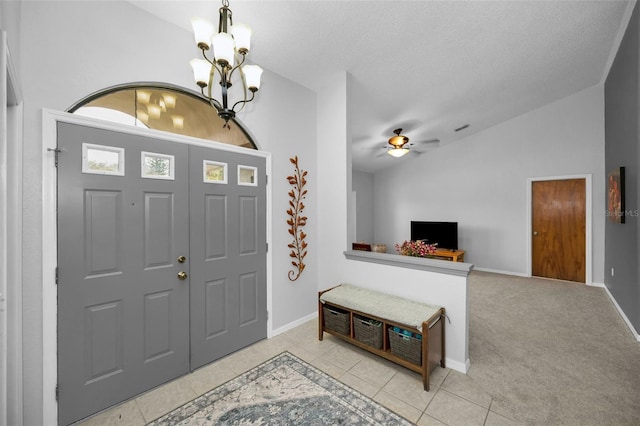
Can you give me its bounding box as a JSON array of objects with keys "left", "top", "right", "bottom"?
[
  {"left": 191, "top": 18, "right": 214, "bottom": 50},
  {"left": 189, "top": 58, "right": 211, "bottom": 88},
  {"left": 231, "top": 23, "right": 252, "bottom": 54},
  {"left": 242, "top": 65, "right": 263, "bottom": 91},
  {"left": 211, "top": 32, "right": 235, "bottom": 66}
]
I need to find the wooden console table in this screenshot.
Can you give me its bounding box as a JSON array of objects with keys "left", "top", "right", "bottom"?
[{"left": 433, "top": 248, "right": 465, "bottom": 262}]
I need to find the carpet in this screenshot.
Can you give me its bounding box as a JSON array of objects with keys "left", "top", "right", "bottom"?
[
  {"left": 148, "top": 352, "right": 412, "bottom": 425},
  {"left": 467, "top": 271, "right": 640, "bottom": 425}
]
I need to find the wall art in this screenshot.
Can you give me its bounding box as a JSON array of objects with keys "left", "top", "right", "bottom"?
[{"left": 286, "top": 156, "right": 308, "bottom": 281}]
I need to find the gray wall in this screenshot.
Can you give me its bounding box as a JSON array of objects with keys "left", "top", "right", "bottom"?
[
  {"left": 604, "top": 2, "right": 640, "bottom": 333},
  {"left": 352, "top": 170, "right": 375, "bottom": 244}
]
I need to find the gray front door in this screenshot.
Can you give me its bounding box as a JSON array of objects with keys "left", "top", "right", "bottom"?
[
  {"left": 57, "top": 123, "right": 267, "bottom": 425},
  {"left": 57, "top": 123, "right": 190, "bottom": 425},
  {"left": 189, "top": 145, "right": 267, "bottom": 369}
]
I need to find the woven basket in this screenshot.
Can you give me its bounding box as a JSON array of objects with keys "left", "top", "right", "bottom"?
[
  {"left": 388, "top": 328, "right": 422, "bottom": 365},
  {"left": 323, "top": 306, "right": 350, "bottom": 335},
  {"left": 353, "top": 316, "right": 383, "bottom": 349}
]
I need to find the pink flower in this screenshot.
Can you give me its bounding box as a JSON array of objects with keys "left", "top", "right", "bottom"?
[{"left": 394, "top": 240, "right": 437, "bottom": 257}]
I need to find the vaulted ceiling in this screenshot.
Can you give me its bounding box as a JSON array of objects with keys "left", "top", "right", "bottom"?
[{"left": 130, "top": 0, "right": 632, "bottom": 173}]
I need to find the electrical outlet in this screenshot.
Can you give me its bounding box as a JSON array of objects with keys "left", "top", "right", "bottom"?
[{"left": 611, "top": 267, "right": 615, "bottom": 277}]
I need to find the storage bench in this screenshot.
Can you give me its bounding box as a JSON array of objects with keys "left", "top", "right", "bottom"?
[
  {"left": 319, "top": 283, "right": 445, "bottom": 391},
  {"left": 318, "top": 284, "right": 445, "bottom": 391}
]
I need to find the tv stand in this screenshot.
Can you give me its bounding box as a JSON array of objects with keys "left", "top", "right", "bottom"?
[{"left": 433, "top": 248, "right": 465, "bottom": 262}]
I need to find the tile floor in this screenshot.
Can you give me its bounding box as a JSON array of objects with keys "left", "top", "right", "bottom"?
[{"left": 76, "top": 319, "right": 516, "bottom": 426}]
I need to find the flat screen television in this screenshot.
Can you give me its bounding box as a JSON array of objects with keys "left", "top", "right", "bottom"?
[{"left": 410, "top": 221, "right": 458, "bottom": 250}]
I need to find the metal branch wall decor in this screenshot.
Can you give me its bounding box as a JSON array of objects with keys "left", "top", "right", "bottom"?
[{"left": 286, "top": 156, "right": 308, "bottom": 281}]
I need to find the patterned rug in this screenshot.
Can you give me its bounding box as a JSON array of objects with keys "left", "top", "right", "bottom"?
[{"left": 148, "top": 352, "right": 412, "bottom": 425}]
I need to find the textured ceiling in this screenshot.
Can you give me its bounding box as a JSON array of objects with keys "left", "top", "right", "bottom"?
[{"left": 130, "top": 0, "right": 632, "bottom": 173}]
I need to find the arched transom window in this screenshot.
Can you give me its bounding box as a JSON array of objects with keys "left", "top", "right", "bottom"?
[{"left": 67, "top": 83, "right": 257, "bottom": 150}]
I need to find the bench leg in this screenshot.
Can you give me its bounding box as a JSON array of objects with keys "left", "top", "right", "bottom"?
[{"left": 318, "top": 298, "right": 324, "bottom": 341}]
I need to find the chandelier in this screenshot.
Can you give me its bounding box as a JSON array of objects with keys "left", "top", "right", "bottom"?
[{"left": 189, "top": 0, "right": 263, "bottom": 126}]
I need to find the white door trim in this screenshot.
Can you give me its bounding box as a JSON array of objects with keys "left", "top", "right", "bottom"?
[
  {"left": 42, "top": 109, "right": 273, "bottom": 424},
  {"left": 526, "top": 174, "right": 592, "bottom": 285},
  {"left": 2, "top": 30, "right": 25, "bottom": 426}
]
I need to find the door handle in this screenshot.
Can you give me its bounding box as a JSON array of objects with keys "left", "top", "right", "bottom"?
[
  {"left": 177, "top": 271, "right": 188, "bottom": 281},
  {"left": 178, "top": 255, "right": 186, "bottom": 263},
  {"left": 533, "top": 231, "right": 539, "bottom": 236}
]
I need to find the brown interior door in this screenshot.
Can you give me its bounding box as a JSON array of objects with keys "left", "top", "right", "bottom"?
[{"left": 532, "top": 179, "right": 586, "bottom": 283}]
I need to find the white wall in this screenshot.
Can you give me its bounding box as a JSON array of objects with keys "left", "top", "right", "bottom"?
[
  {"left": 374, "top": 85, "right": 606, "bottom": 282},
  {"left": 352, "top": 170, "right": 375, "bottom": 244},
  {"left": 317, "top": 72, "right": 470, "bottom": 372},
  {"left": 17, "top": 1, "right": 317, "bottom": 424}
]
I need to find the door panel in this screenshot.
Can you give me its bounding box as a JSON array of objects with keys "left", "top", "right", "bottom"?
[
  {"left": 189, "top": 146, "right": 267, "bottom": 369},
  {"left": 532, "top": 179, "right": 586, "bottom": 283},
  {"left": 57, "top": 123, "right": 190, "bottom": 425}
]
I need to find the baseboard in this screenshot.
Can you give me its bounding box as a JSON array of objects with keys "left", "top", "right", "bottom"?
[
  {"left": 588, "top": 281, "right": 605, "bottom": 288},
  {"left": 445, "top": 358, "right": 470, "bottom": 374},
  {"left": 270, "top": 311, "right": 318, "bottom": 338},
  {"left": 602, "top": 284, "right": 640, "bottom": 342},
  {"left": 473, "top": 267, "right": 528, "bottom": 277}
]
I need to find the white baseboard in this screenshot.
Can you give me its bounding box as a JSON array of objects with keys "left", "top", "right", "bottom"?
[
  {"left": 588, "top": 281, "right": 605, "bottom": 288},
  {"left": 472, "top": 267, "right": 528, "bottom": 277},
  {"left": 270, "top": 312, "right": 318, "bottom": 338},
  {"left": 602, "top": 284, "right": 640, "bottom": 342},
  {"left": 446, "top": 358, "right": 470, "bottom": 374}
]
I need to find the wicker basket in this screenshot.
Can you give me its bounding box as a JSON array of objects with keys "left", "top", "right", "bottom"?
[
  {"left": 353, "top": 316, "right": 383, "bottom": 349},
  {"left": 388, "top": 328, "right": 422, "bottom": 365},
  {"left": 323, "top": 306, "right": 350, "bottom": 335}
]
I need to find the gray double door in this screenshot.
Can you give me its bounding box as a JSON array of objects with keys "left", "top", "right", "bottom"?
[{"left": 57, "top": 122, "right": 267, "bottom": 425}]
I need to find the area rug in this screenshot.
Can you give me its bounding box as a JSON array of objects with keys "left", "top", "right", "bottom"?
[{"left": 148, "top": 352, "right": 412, "bottom": 425}]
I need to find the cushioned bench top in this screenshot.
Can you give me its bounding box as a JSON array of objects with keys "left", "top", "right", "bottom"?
[{"left": 320, "top": 283, "right": 442, "bottom": 332}]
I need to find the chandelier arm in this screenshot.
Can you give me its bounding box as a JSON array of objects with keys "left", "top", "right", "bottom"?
[
  {"left": 230, "top": 89, "right": 255, "bottom": 112},
  {"left": 227, "top": 53, "right": 247, "bottom": 82},
  {"left": 200, "top": 48, "right": 216, "bottom": 66}
]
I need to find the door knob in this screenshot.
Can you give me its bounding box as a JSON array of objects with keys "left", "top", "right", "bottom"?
[
  {"left": 533, "top": 231, "right": 539, "bottom": 236},
  {"left": 178, "top": 255, "right": 186, "bottom": 263},
  {"left": 177, "top": 271, "right": 188, "bottom": 280}
]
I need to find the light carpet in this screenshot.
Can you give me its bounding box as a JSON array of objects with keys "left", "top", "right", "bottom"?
[
  {"left": 148, "top": 352, "right": 412, "bottom": 425},
  {"left": 467, "top": 271, "right": 640, "bottom": 425}
]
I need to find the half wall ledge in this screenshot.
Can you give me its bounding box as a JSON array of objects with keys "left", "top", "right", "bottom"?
[{"left": 344, "top": 250, "right": 474, "bottom": 277}]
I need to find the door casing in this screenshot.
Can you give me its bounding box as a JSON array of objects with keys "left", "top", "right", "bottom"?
[
  {"left": 41, "top": 109, "right": 273, "bottom": 425},
  {"left": 526, "top": 175, "right": 592, "bottom": 285}
]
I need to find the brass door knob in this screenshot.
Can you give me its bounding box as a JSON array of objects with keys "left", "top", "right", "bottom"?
[
  {"left": 177, "top": 271, "right": 188, "bottom": 281},
  {"left": 178, "top": 255, "right": 186, "bottom": 263}
]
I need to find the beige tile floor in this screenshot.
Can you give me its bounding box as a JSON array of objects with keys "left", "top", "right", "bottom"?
[{"left": 76, "top": 319, "right": 516, "bottom": 426}]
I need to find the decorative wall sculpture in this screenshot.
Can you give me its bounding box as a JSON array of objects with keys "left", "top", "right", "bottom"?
[{"left": 286, "top": 156, "right": 308, "bottom": 281}]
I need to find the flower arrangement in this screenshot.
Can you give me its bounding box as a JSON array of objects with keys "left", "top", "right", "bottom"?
[{"left": 395, "top": 240, "right": 438, "bottom": 257}]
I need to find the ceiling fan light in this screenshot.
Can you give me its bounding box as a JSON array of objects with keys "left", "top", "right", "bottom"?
[
  {"left": 388, "top": 135, "right": 407, "bottom": 147},
  {"left": 387, "top": 147, "right": 409, "bottom": 158}
]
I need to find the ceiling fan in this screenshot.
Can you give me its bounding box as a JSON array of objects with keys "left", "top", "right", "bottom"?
[{"left": 384, "top": 128, "right": 439, "bottom": 158}]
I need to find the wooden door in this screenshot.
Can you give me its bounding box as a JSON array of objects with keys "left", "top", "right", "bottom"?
[{"left": 532, "top": 179, "right": 586, "bottom": 283}]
